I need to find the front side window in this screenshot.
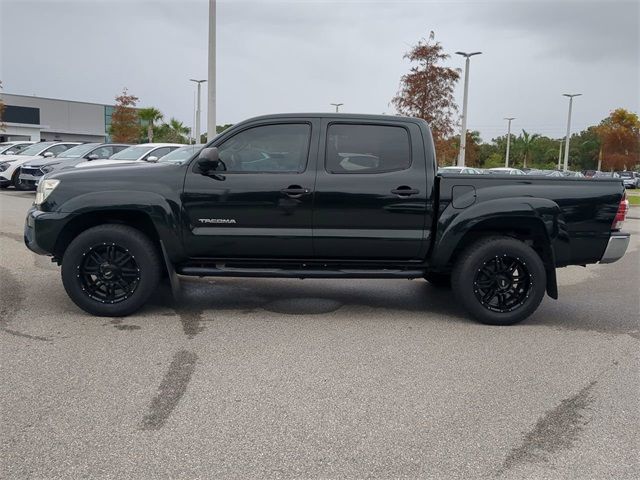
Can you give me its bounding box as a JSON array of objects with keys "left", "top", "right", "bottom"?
[
  {"left": 326, "top": 124, "right": 411, "bottom": 174},
  {"left": 217, "top": 123, "right": 310, "bottom": 173},
  {"left": 111, "top": 145, "right": 155, "bottom": 160}
]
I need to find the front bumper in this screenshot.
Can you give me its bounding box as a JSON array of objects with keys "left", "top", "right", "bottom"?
[
  {"left": 18, "top": 173, "right": 39, "bottom": 189},
  {"left": 599, "top": 233, "right": 630, "bottom": 264},
  {"left": 24, "top": 206, "right": 75, "bottom": 256}
]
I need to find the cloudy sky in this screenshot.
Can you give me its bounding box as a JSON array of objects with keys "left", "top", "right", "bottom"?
[{"left": 1, "top": 0, "right": 638, "bottom": 141}]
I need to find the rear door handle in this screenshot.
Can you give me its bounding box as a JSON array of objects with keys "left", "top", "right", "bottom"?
[
  {"left": 391, "top": 186, "right": 420, "bottom": 196},
  {"left": 281, "top": 186, "right": 310, "bottom": 198}
]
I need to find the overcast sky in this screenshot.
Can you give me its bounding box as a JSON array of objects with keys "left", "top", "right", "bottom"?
[{"left": 1, "top": 0, "right": 638, "bottom": 141}]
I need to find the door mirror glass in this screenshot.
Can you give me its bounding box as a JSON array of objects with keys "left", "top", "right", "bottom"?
[{"left": 196, "top": 147, "right": 222, "bottom": 173}]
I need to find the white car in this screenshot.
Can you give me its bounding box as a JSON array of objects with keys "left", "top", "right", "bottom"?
[
  {"left": 0, "top": 141, "right": 35, "bottom": 156},
  {"left": 487, "top": 167, "right": 526, "bottom": 175},
  {"left": 74, "top": 143, "right": 183, "bottom": 169},
  {"left": 0, "top": 141, "right": 80, "bottom": 189},
  {"left": 438, "top": 166, "right": 484, "bottom": 175}
]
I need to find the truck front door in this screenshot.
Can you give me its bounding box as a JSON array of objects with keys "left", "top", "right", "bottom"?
[
  {"left": 182, "top": 120, "right": 318, "bottom": 258},
  {"left": 313, "top": 120, "right": 428, "bottom": 260}
]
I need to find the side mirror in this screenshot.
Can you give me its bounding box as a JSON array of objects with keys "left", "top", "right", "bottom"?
[
  {"left": 86, "top": 154, "right": 99, "bottom": 161},
  {"left": 4, "top": 150, "right": 15, "bottom": 155},
  {"left": 196, "top": 147, "right": 222, "bottom": 173},
  {"left": 146, "top": 156, "right": 159, "bottom": 163},
  {"left": 43, "top": 152, "right": 55, "bottom": 158}
]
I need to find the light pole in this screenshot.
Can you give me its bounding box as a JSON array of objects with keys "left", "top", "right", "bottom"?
[
  {"left": 207, "top": 0, "right": 216, "bottom": 141},
  {"left": 562, "top": 93, "right": 581, "bottom": 171},
  {"left": 190, "top": 79, "right": 206, "bottom": 144},
  {"left": 557, "top": 138, "right": 563, "bottom": 170},
  {"left": 504, "top": 117, "right": 515, "bottom": 168},
  {"left": 455, "top": 51, "right": 482, "bottom": 167},
  {"left": 330, "top": 103, "right": 343, "bottom": 113}
]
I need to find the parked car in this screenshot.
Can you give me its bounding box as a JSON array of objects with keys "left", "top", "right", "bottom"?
[
  {"left": 560, "top": 170, "right": 585, "bottom": 178},
  {"left": 155, "top": 144, "right": 204, "bottom": 164},
  {"left": 616, "top": 171, "right": 640, "bottom": 188},
  {"left": 487, "top": 167, "right": 526, "bottom": 175},
  {"left": 25, "top": 113, "right": 630, "bottom": 326},
  {"left": 526, "top": 169, "right": 564, "bottom": 177},
  {"left": 0, "top": 141, "right": 35, "bottom": 155},
  {"left": 0, "top": 142, "right": 80, "bottom": 189},
  {"left": 592, "top": 171, "right": 621, "bottom": 180},
  {"left": 19, "top": 143, "right": 130, "bottom": 189},
  {"left": 438, "top": 166, "right": 483, "bottom": 175},
  {"left": 73, "top": 143, "right": 183, "bottom": 169}
]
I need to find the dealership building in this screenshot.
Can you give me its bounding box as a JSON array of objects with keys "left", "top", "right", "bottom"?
[{"left": 0, "top": 93, "right": 117, "bottom": 143}]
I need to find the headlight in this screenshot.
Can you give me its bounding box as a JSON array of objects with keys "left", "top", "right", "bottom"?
[
  {"left": 35, "top": 179, "right": 60, "bottom": 205},
  {"left": 0, "top": 163, "right": 8, "bottom": 172},
  {"left": 41, "top": 165, "right": 55, "bottom": 174}
]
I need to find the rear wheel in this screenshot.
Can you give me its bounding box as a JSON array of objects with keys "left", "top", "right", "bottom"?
[
  {"left": 61, "top": 224, "right": 161, "bottom": 316},
  {"left": 452, "top": 236, "right": 546, "bottom": 325}
]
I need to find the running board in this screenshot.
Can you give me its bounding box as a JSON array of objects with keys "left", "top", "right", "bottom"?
[{"left": 177, "top": 266, "right": 425, "bottom": 279}]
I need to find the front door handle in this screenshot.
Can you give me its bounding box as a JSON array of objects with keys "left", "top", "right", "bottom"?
[
  {"left": 391, "top": 186, "right": 420, "bottom": 197},
  {"left": 281, "top": 185, "right": 310, "bottom": 198}
]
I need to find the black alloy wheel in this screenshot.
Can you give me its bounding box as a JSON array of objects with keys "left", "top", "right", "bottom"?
[
  {"left": 473, "top": 255, "right": 531, "bottom": 313},
  {"left": 78, "top": 243, "right": 141, "bottom": 304}
]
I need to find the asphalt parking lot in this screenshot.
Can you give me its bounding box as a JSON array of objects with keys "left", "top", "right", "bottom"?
[{"left": 1, "top": 189, "right": 638, "bottom": 480}]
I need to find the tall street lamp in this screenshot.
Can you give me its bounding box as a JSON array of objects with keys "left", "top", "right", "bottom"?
[
  {"left": 190, "top": 79, "right": 206, "bottom": 143},
  {"left": 562, "top": 93, "right": 581, "bottom": 171},
  {"left": 455, "top": 51, "right": 482, "bottom": 167},
  {"left": 504, "top": 117, "right": 515, "bottom": 168},
  {"left": 330, "top": 103, "right": 343, "bottom": 113},
  {"left": 207, "top": 0, "right": 216, "bottom": 141}
]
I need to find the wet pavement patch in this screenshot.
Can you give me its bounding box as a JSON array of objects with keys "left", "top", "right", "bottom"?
[
  {"left": 140, "top": 349, "right": 198, "bottom": 431},
  {"left": 263, "top": 297, "right": 344, "bottom": 315},
  {"left": 499, "top": 380, "right": 596, "bottom": 475},
  {"left": 0, "top": 266, "right": 51, "bottom": 342}
]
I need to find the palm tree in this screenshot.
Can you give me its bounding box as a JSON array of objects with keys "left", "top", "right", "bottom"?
[
  {"left": 167, "top": 118, "right": 189, "bottom": 143},
  {"left": 138, "top": 107, "right": 163, "bottom": 142},
  {"left": 520, "top": 129, "right": 540, "bottom": 169}
]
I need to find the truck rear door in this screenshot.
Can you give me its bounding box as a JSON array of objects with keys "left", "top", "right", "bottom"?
[{"left": 312, "top": 119, "right": 429, "bottom": 260}]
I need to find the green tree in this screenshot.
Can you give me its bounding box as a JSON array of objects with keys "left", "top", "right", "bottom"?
[
  {"left": 519, "top": 130, "right": 540, "bottom": 169},
  {"left": 138, "top": 107, "right": 163, "bottom": 142},
  {"left": 155, "top": 118, "right": 189, "bottom": 144},
  {"left": 109, "top": 88, "right": 140, "bottom": 143}
]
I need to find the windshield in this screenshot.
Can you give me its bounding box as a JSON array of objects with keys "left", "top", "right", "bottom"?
[
  {"left": 158, "top": 145, "right": 203, "bottom": 164},
  {"left": 439, "top": 167, "right": 463, "bottom": 173},
  {"left": 110, "top": 145, "right": 155, "bottom": 160},
  {"left": 55, "top": 143, "right": 99, "bottom": 158},
  {"left": 618, "top": 172, "right": 632, "bottom": 178},
  {"left": 16, "top": 142, "right": 57, "bottom": 156}
]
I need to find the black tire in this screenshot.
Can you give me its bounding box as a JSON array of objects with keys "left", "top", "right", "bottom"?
[
  {"left": 451, "top": 236, "right": 546, "bottom": 325},
  {"left": 11, "top": 170, "right": 25, "bottom": 190},
  {"left": 424, "top": 272, "right": 451, "bottom": 288},
  {"left": 61, "top": 224, "right": 162, "bottom": 316}
]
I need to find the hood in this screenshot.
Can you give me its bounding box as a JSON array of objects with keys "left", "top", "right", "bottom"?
[
  {"left": 74, "top": 159, "right": 138, "bottom": 169},
  {"left": 0, "top": 154, "right": 43, "bottom": 165},
  {"left": 0, "top": 154, "right": 42, "bottom": 164},
  {"left": 23, "top": 157, "right": 65, "bottom": 168}
]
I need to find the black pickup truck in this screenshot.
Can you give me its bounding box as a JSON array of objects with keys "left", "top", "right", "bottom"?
[{"left": 25, "top": 114, "right": 630, "bottom": 325}]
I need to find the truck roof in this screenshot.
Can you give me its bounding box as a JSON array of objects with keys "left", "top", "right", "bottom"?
[{"left": 240, "top": 113, "right": 428, "bottom": 124}]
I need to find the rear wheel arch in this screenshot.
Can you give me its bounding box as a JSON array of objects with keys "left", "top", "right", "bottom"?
[{"left": 442, "top": 217, "right": 558, "bottom": 299}]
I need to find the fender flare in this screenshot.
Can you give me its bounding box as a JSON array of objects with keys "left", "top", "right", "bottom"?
[{"left": 57, "top": 190, "right": 185, "bottom": 261}]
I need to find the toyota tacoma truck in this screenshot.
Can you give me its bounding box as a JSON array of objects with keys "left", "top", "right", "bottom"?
[{"left": 24, "top": 114, "right": 631, "bottom": 325}]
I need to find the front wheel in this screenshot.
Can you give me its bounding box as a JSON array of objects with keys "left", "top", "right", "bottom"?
[
  {"left": 61, "top": 224, "right": 161, "bottom": 316},
  {"left": 452, "top": 236, "right": 546, "bottom": 325}
]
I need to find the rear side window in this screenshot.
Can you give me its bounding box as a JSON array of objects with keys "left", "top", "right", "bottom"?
[{"left": 326, "top": 124, "right": 411, "bottom": 174}]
